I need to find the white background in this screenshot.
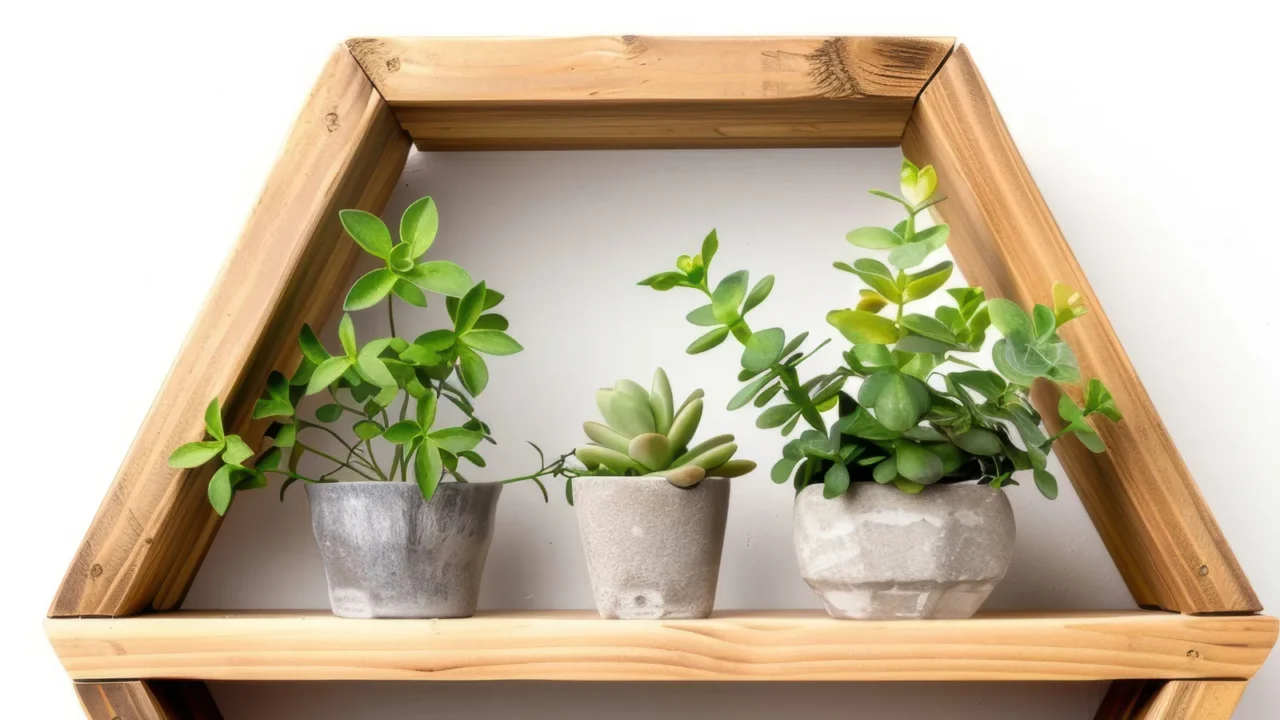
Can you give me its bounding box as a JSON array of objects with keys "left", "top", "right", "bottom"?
[{"left": 2, "top": 1, "right": 1277, "bottom": 718}]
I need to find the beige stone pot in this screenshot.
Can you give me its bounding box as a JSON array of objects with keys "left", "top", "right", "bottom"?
[{"left": 793, "top": 483, "right": 1015, "bottom": 620}]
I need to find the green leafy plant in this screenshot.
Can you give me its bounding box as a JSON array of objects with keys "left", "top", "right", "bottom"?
[
  {"left": 640, "top": 158, "right": 1121, "bottom": 500},
  {"left": 573, "top": 368, "right": 757, "bottom": 488},
  {"left": 169, "top": 197, "right": 546, "bottom": 515}
]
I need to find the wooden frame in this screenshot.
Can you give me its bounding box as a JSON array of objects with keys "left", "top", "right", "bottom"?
[{"left": 46, "top": 37, "right": 1270, "bottom": 719}]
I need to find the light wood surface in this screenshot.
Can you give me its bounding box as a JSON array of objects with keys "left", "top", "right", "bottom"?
[
  {"left": 46, "top": 610, "right": 1276, "bottom": 683},
  {"left": 901, "top": 45, "right": 1260, "bottom": 615},
  {"left": 346, "top": 36, "right": 953, "bottom": 149},
  {"left": 1094, "top": 679, "right": 1247, "bottom": 719},
  {"left": 76, "top": 681, "right": 221, "bottom": 720},
  {"left": 49, "top": 46, "right": 412, "bottom": 618},
  {"left": 1142, "top": 681, "right": 1247, "bottom": 719}
]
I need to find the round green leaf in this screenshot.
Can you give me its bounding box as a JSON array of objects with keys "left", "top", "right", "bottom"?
[
  {"left": 894, "top": 441, "right": 942, "bottom": 484},
  {"left": 846, "top": 226, "right": 904, "bottom": 249},
  {"left": 472, "top": 314, "right": 509, "bottom": 331},
  {"left": 728, "top": 371, "right": 777, "bottom": 411},
  {"left": 1033, "top": 468, "right": 1059, "bottom": 499},
  {"left": 638, "top": 271, "right": 689, "bottom": 291},
  {"left": 701, "top": 229, "right": 719, "bottom": 270},
  {"left": 457, "top": 345, "right": 489, "bottom": 396},
  {"left": 339, "top": 209, "right": 392, "bottom": 259},
  {"left": 872, "top": 456, "right": 898, "bottom": 484},
  {"left": 353, "top": 420, "right": 383, "bottom": 441},
  {"left": 454, "top": 281, "right": 487, "bottom": 333},
  {"left": 338, "top": 314, "right": 357, "bottom": 357},
  {"left": 344, "top": 268, "right": 397, "bottom": 311},
  {"left": 687, "top": 326, "right": 731, "bottom": 354},
  {"left": 741, "top": 328, "right": 785, "bottom": 372},
  {"left": 429, "top": 427, "right": 484, "bottom": 454},
  {"left": 685, "top": 304, "right": 719, "bottom": 327},
  {"left": 711, "top": 270, "right": 749, "bottom": 323},
  {"left": 400, "top": 196, "right": 439, "bottom": 258},
  {"left": 298, "top": 324, "right": 331, "bottom": 365},
  {"left": 168, "top": 440, "right": 226, "bottom": 468},
  {"left": 871, "top": 373, "right": 931, "bottom": 432},
  {"left": 388, "top": 243, "right": 416, "bottom": 273},
  {"left": 904, "top": 261, "right": 954, "bottom": 301},
  {"left": 823, "top": 462, "right": 851, "bottom": 498},
  {"left": 204, "top": 398, "right": 224, "bottom": 440},
  {"left": 742, "top": 275, "right": 775, "bottom": 314},
  {"left": 757, "top": 403, "right": 798, "bottom": 429},
  {"left": 827, "top": 309, "right": 899, "bottom": 344},
  {"left": 356, "top": 354, "right": 396, "bottom": 388},
  {"left": 462, "top": 330, "right": 523, "bottom": 356},
  {"left": 850, "top": 258, "right": 903, "bottom": 303},
  {"left": 415, "top": 440, "right": 444, "bottom": 501},
  {"left": 404, "top": 260, "right": 474, "bottom": 297},
  {"left": 987, "top": 298, "right": 1033, "bottom": 337},
  {"left": 222, "top": 435, "right": 254, "bottom": 465},
  {"left": 208, "top": 464, "right": 234, "bottom": 516},
  {"left": 306, "top": 357, "right": 353, "bottom": 395},
  {"left": 315, "top": 403, "right": 343, "bottom": 423},
  {"left": 953, "top": 428, "right": 1002, "bottom": 455}
]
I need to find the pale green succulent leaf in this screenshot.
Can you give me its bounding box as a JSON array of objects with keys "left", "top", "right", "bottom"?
[
  {"left": 649, "top": 368, "right": 675, "bottom": 435},
  {"left": 628, "top": 433, "right": 674, "bottom": 471},
  {"left": 666, "top": 397, "right": 704, "bottom": 451}
]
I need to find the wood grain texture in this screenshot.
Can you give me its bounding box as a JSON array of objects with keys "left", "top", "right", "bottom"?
[
  {"left": 346, "top": 36, "right": 954, "bottom": 149},
  {"left": 1094, "top": 680, "right": 1247, "bottom": 719},
  {"left": 1096, "top": 680, "right": 1162, "bottom": 719},
  {"left": 46, "top": 610, "right": 1276, "bottom": 683},
  {"left": 49, "top": 46, "right": 411, "bottom": 618},
  {"left": 1142, "top": 681, "right": 1246, "bottom": 719},
  {"left": 901, "top": 45, "right": 1260, "bottom": 614},
  {"left": 76, "top": 681, "right": 221, "bottom": 720}
]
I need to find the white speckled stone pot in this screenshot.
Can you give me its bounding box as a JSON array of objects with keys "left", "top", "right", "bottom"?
[
  {"left": 793, "top": 483, "right": 1014, "bottom": 620},
  {"left": 306, "top": 482, "right": 501, "bottom": 619},
  {"left": 573, "top": 477, "right": 729, "bottom": 619}
]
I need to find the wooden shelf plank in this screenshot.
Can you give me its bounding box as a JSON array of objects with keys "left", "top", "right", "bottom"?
[
  {"left": 46, "top": 610, "right": 1275, "bottom": 683},
  {"left": 345, "top": 36, "right": 954, "bottom": 150}
]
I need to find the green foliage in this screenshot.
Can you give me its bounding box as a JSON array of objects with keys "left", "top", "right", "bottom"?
[
  {"left": 168, "top": 198, "right": 537, "bottom": 513},
  {"left": 639, "top": 157, "right": 1123, "bottom": 501},
  {"left": 575, "top": 368, "right": 757, "bottom": 488}
]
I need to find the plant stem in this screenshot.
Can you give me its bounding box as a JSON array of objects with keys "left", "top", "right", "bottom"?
[
  {"left": 363, "top": 439, "right": 389, "bottom": 480},
  {"left": 297, "top": 420, "right": 359, "bottom": 455},
  {"left": 296, "top": 442, "right": 380, "bottom": 481},
  {"left": 387, "top": 296, "right": 396, "bottom": 337}
]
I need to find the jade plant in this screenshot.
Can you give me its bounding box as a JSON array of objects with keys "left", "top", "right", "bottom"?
[
  {"left": 575, "top": 369, "right": 757, "bottom": 487},
  {"left": 168, "top": 197, "right": 548, "bottom": 514},
  {"left": 639, "top": 158, "right": 1121, "bottom": 500}
]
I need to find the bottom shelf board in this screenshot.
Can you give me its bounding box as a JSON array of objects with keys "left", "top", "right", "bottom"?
[{"left": 46, "top": 610, "right": 1276, "bottom": 683}]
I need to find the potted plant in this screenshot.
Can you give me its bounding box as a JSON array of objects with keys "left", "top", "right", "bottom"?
[
  {"left": 639, "top": 159, "right": 1122, "bottom": 619},
  {"left": 568, "top": 368, "right": 755, "bottom": 619},
  {"left": 168, "top": 197, "right": 550, "bottom": 619}
]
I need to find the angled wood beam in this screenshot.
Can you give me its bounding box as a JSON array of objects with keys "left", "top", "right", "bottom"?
[
  {"left": 1095, "top": 680, "right": 1247, "bottom": 719},
  {"left": 50, "top": 46, "right": 412, "bottom": 618},
  {"left": 901, "top": 45, "right": 1259, "bottom": 614},
  {"left": 347, "top": 36, "right": 954, "bottom": 150},
  {"left": 76, "top": 681, "right": 221, "bottom": 720}
]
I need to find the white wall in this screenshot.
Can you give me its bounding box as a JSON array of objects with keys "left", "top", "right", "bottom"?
[{"left": 3, "top": 1, "right": 1277, "bottom": 718}]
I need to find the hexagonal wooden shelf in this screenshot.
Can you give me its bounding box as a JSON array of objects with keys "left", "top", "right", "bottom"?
[{"left": 45, "top": 37, "right": 1274, "bottom": 720}]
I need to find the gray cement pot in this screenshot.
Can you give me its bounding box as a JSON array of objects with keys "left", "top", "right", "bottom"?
[
  {"left": 793, "top": 483, "right": 1014, "bottom": 620},
  {"left": 573, "top": 477, "right": 730, "bottom": 619},
  {"left": 306, "top": 481, "right": 501, "bottom": 619}
]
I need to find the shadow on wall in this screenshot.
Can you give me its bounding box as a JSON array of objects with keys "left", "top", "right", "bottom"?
[
  {"left": 211, "top": 680, "right": 1109, "bottom": 719},
  {"left": 184, "top": 147, "right": 1135, "bottom": 614}
]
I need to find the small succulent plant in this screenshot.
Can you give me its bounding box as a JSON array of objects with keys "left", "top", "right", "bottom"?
[{"left": 575, "top": 368, "right": 756, "bottom": 487}]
